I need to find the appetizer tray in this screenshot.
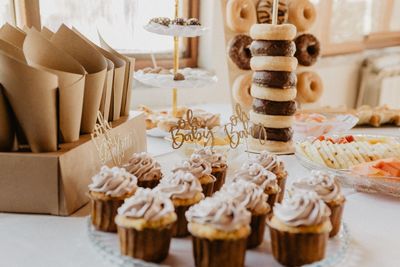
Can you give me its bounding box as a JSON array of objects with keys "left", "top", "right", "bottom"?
[
  {"left": 296, "top": 134, "right": 400, "bottom": 197},
  {"left": 144, "top": 23, "right": 207, "bottom": 37},
  {"left": 88, "top": 218, "right": 350, "bottom": 267}
]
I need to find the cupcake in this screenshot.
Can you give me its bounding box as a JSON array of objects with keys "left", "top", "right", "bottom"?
[
  {"left": 172, "top": 154, "right": 216, "bottom": 196},
  {"left": 269, "top": 190, "right": 332, "bottom": 266},
  {"left": 185, "top": 197, "right": 251, "bottom": 267},
  {"left": 233, "top": 162, "right": 280, "bottom": 208},
  {"left": 115, "top": 188, "right": 177, "bottom": 263},
  {"left": 192, "top": 147, "right": 227, "bottom": 192},
  {"left": 251, "top": 151, "right": 288, "bottom": 202},
  {"left": 123, "top": 152, "right": 162, "bottom": 188},
  {"left": 219, "top": 180, "right": 270, "bottom": 248},
  {"left": 292, "top": 170, "right": 346, "bottom": 237},
  {"left": 155, "top": 171, "right": 204, "bottom": 237},
  {"left": 88, "top": 166, "right": 137, "bottom": 232}
]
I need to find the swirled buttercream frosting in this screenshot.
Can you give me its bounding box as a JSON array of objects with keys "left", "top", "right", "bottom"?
[
  {"left": 251, "top": 151, "right": 286, "bottom": 176},
  {"left": 192, "top": 147, "right": 227, "bottom": 168},
  {"left": 233, "top": 162, "right": 279, "bottom": 192},
  {"left": 89, "top": 166, "right": 137, "bottom": 197},
  {"left": 155, "top": 171, "right": 203, "bottom": 200},
  {"left": 123, "top": 152, "right": 162, "bottom": 181},
  {"left": 172, "top": 154, "right": 212, "bottom": 178}
]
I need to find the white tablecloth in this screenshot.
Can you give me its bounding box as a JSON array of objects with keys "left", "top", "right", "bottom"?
[{"left": 1, "top": 105, "right": 400, "bottom": 267}]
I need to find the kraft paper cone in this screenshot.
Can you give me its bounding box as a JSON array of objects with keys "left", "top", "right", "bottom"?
[
  {"left": 51, "top": 24, "right": 107, "bottom": 133},
  {"left": 0, "top": 51, "right": 58, "bottom": 152},
  {"left": 0, "top": 23, "right": 26, "bottom": 48},
  {"left": 23, "top": 29, "right": 86, "bottom": 142},
  {"left": 0, "top": 86, "right": 15, "bottom": 151},
  {"left": 0, "top": 39, "right": 26, "bottom": 62},
  {"left": 72, "top": 28, "right": 126, "bottom": 121},
  {"left": 98, "top": 32, "right": 134, "bottom": 116},
  {"left": 41, "top": 26, "right": 54, "bottom": 39},
  {"left": 102, "top": 58, "right": 114, "bottom": 121}
]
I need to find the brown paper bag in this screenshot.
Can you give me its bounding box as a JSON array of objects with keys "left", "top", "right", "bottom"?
[
  {"left": 23, "top": 29, "right": 86, "bottom": 143},
  {"left": 0, "top": 23, "right": 26, "bottom": 48},
  {"left": 0, "top": 85, "right": 15, "bottom": 151},
  {"left": 0, "top": 51, "right": 58, "bottom": 152},
  {"left": 51, "top": 24, "right": 107, "bottom": 133},
  {"left": 98, "top": 33, "right": 135, "bottom": 116}
]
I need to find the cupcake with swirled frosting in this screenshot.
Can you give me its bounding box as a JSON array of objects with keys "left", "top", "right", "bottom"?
[
  {"left": 123, "top": 152, "right": 162, "bottom": 189},
  {"left": 233, "top": 162, "right": 280, "bottom": 207},
  {"left": 186, "top": 196, "right": 251, "bottom": 267},
  {"left": 115, "top": 188, "right": 177, "bottom": 263},
  {"left": 173, "top": 153, "right": 216, "bottom": 196},
  {"left": 250, "top": 151, "right": 288, "bottom": 202},
  {"left": 219, "top": 180, "right": 270, "bottom": 248},
  {"left": 155, "top": 171, "right": 204, "bottom": 237},
  {"left": 292, "top": 170, "right": 346, "bottom": 237},
  {"left": 269, "top": 190, "right": 332, "bottom": 266},
  {"left": 88, "top": 166, "right": 137, "bottom": 232},
  {"left": 192, "top": 147, "right": 227, "bottom": 192}
]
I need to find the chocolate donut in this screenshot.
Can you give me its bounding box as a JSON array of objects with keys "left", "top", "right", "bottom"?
[
  {"left": 252, "top": 98, "right": 297, "bottom": 116},
  {"left": 228, "top": 35, "right": 252, "bottom": 70},
  {"left": 257, "top": 0, "right": 288, "bottom": 25},
  {"left": 253, "top": 71, "right": 297, "bottom": 89},
  {"left": 294, "top": 33, "right": 320, "bottom": 66},
  {"left": 251, "top": 125, "right": 293, "bottom": 142},
  {"left": 250, "top": 40, "right": 295, "bottom": 57}
]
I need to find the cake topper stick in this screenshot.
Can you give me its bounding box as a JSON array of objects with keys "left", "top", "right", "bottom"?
[
  {"left": 272, "top": 0, "right": 279, "bottom": 25},
  {"left": 172, "top": 0, "right": 180, "bottom": 117},
  {"left": 150, "top": 52, "right": 157, "bottom": 68}
]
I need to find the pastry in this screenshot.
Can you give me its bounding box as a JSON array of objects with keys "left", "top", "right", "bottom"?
[
  {"left": 256, "top": 0, "right": 288, "bottom": 24},
  {"left": 250, "top": 55, "right": 298, "bottom": 72},
  {"left": 232, "top": 162, "right": 280, "bottom": 207},
  {"left": 186, "top": 196, "right": 251, "bottom": 267},
  {"left": 219, "top": 180, "right": 270, "bottom": 248},
  {"left": 250, "top": 40, "right": 295, "bottom": 57},
  {"left": 115, "top": 188, "right": 177, "bottom": 262},
  {"left": 149, "top": 17, "right": 170, "bottom": 27},
  {"left": 192, "top": 147, "right": 228, "bottom": 192},
  {"left": 252, "top": 98, "right": 297, "bottom": 116},
  {"left": 173, "top": 72, "right": 185, "bottom": 81},
  {"left": 187, "top": 18, "right": 201, "bottom": 26},
  {"left": 288, "top": 0, "right": 317, "bottom": 32},
  {"left": 228, "top": 34, "right": 252, "bottom": 70},
  {"left": 173, "top": 154, "right": 216, "bottom": 196},
  {"left": 296, "top": 71, "right": 323, "bottom": 103},
  {"left": 123, "top": 152, "right": 163, "bottom": 188},
  {"left": 155, "top": 171, "right": 204, "bottom": 237},
  {"left": 250, "top": 23, "right": 296, "bottom": 41},
  {"left": 88, "top": 166, "right": 137, "bottom": 232},
  {"left": 252, "top": 70, "right": 297, "bottom": 88},
  {"left": 171, "top": 17, "right": 186, "bottom": 26},
  {"left": 233, "top": 73, "right": 253, "bottom": 108},
  {"left": 292, "top": 170, "right": 346, "bottom": 237},
  {"left": 294, "top": 33, "right": 321, "bottom": 66},
  {"left": 251, "top": 84, "right": 297, "bottom": 101},
  {"left": 269, "top": 190, "right": 332, "bottom": 266},
  {"left": 226, "top": 0, "right": 257, "bottom": 33}
]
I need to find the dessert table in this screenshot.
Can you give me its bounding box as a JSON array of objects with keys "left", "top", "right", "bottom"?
[{"left": 1, "top": 104, "right": 400, "bottom": 267}]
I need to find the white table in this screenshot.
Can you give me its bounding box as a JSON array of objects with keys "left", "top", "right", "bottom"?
[{"left": 1, "top": 106, "right": 400, "bottom": 267}]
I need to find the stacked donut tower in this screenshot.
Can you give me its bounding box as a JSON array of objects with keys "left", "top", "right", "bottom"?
[{"left": 248, "top": 0, "right": 298, "bottom": 153}]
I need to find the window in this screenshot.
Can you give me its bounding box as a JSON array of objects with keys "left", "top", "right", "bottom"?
[{"left": 0, "top": 0, "right": 14, "bottom": 25}]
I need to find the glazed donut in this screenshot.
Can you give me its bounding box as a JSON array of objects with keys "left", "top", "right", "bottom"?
[
  {"left": 250, "top": 40, "right": 296, "bottom": 57},
  {"left": 250, "top": 56, "right": 298, "bottom": 72},
  {"left": 257, "top": 0, "right": 288, "bottom": 24},
  {"left": 294, "top": 33, "right": 320, "bottom": 66},
  {"left": 251, "top": 124, "right": 293, "bottom": 142},
  {"left": 248, "top": 136, "right": 294, "bottom": 153},
  {"left": 253, "top": 71, "right": 297, "bottom": 88},
  {"left": 296, "top": 71, "right": 323, "bottom": 103},
  {"left": 251, "top": 85, "right": 297, "bottom": 101},
  {"left": 232, "top": 73, "right": 253, "bottom": 108},
  {"left": 250, "top": 23, "right": 296, "bottom": 41},
  {"left": 250, "top": 110, "right": 294, "bottom": 128},
  {"left": 226, "top": 0, "right": 257, "bottom": 33},
  {"left": 288, "top": 0, "right": 317, "bottom": 32},
  {"left": 252, "top": 98, "right": 297, "bottom": 116},
  {"left": 228, "top": 34, "right": 252, "bottom": 70}
]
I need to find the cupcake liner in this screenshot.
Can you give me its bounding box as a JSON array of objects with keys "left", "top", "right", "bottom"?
[
  {"left": 137, "top": 179, "right": 160, "bottom": 189},
  {"left": 192, "top": 235, "right": 247, "bottom": 267},
  {"left": 269, "top": 226, "right": 329, "bottom": 266},
  {"left": 327, "top": 202, "right": 345, "bottom": 238},
  {"left": 276, "top": 175, "right": 287, "bottom": 203},
  {"left": 266, "top": 192, "right": 278, "bottom": 208},
  {"left": 90, "top": 198, "right": 124, "bottom": 232},
  {"left": 247, "top": 213, "right": 267, "bottom": 249},
  {"left": 201, "top": 181, "right": 215, "bottom": 197},
  {"left": 211, "top": 166, "right": 227, "bottom": 193},
  {"left": 117, "top": 223, "right": 173, "bottom": 263},
  {"left": 172, "top": 204, "right": 191, "bottom": 237}
]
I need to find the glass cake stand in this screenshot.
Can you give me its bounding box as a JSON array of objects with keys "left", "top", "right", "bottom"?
[{"left": 87, "top": 218, "right": 350, "bottom": 267}]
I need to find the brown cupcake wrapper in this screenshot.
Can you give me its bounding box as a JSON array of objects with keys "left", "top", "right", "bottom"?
[
  {"left": 172, "top": 204, "right": 191, "bottom": 237},
  {"left": 276, "top": 176, "right": 287, "bottom": 203},
  {"left": 90, "top": 198, "right": 124, "bottom": 232},
  {"left": 269, "top": 226, "right": 329, "bottom": 266},
  {"left": 201, "top": 181, "right": 215, "bottom": 197},
  {"left": 267, "top": 192, "right": 278, "bottom": 208},
  {"left": 247, "top": 213, "right": 267, "bottom": 249},
  {"left": 117, "top": 223, "right": 173, "bottom": 263},
  {"left": 211, "top": 167, "right": 227, "bottom": 193},
  {"left": 192, "top": 235, "right": 247, "bottom": 267},
  {"left": 137, "top": 179, "right": 160, "bottom": 189},
  {"left": 327, "top": 202, "right": 345, "bottom": 237}
]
